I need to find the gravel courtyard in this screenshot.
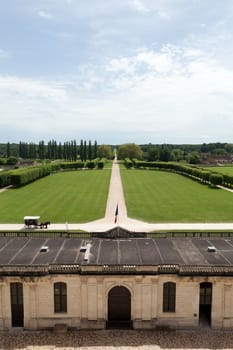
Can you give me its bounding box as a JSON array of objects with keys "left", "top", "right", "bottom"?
[{"left": 1, "top": 329, "right": 233, "bottom": 350}]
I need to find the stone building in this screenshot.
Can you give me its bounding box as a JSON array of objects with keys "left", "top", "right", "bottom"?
[{"left": 0, "top": 228, "right": 233, "bottom": 330}]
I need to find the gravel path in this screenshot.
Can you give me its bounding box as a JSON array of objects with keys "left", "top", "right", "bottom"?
[{"left": 1, "top": 329, "right": 233, "bottom": 350}]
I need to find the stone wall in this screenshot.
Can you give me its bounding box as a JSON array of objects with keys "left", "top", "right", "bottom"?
[{"left": 0, "top": 274, "right": 233, "bottom": 330}]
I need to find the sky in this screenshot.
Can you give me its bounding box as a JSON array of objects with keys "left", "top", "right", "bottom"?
[{"left": 1, "top": 0, "right": 233, "bottom": 145}]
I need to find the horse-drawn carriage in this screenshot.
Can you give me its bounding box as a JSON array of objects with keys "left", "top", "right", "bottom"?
[{"left": 24, "top": 216, "right": 50, "bottom": 229}]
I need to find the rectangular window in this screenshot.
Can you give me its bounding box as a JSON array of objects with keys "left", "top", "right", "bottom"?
[
  {"left": 10, "top": 282, "right": 24, "bottom": 327},
  {"left": 163, "top": 282, "right": 176, "bottom": 312},
  {"left": 54, "top": 282, "right": 67, "bottom": 313}
]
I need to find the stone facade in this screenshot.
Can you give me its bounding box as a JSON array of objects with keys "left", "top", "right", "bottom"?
[{"left": 1, "top": 273, "right": 233, "bottom": 330}]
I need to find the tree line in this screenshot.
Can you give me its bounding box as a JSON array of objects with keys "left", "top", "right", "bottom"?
[
  {"left": 116, "top": 142, "right": 233, "bottom": 164},
  {"left": 1, "top": 141, "right": 233, "bottom": 164},
  {"left": 19, "top": 140, "right": 98, "bottom": 161},
  {"left": 141, "top": 143, "right": 233, "bottom": 164},
  {"left": 0, "top": 140, "right": 100, "bottom": 161}
]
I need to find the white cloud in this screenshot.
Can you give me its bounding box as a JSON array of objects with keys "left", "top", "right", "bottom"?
[
  {"left": 128, "top": 0, "right": 171, "bottom": 19},
  {"left": 0, "top": 76, "right": 66, "bottom": 100},
  {"left": 131, "top": 0, "right": 149, "bottom": 13},
  {"left": 1, "top": 44, "right": 233, "bottom": 143},
  {"left": 157, "top": 10, "right": 170, "bottom": 20},
  {"left": 0, "top": 49, "right": 10, "bottom": 59},
  {"left": 106, "top": 47, "right": 179, "bottom": 76},
  {"left": 76, "top": 45, "right": 233, "bottom": 142},
  {"left": 38, "top": 10, "right": 53, "bottom": 20},
  {"left": 183, "top": 48, "right": 202, "bottom": 58},
  {"left": 107, "top": 57, "right": 136, "bottom": 74}
]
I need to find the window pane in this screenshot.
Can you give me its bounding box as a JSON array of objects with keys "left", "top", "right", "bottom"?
[
  {"left": 163, "top": 282, "right": 176, "bottom": 312},
  {"left": 54, "top": 282, "right": 67, "bottom": 313}
]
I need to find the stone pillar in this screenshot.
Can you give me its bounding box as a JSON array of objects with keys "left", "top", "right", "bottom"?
[
  {"left": 223, "top": 284, "right": 233, "bottom": 328},
  {"left": 80, "top": 277, "right": 88, "bottom": 322},
  {"left": 141, "top": 284, "right": 152, "bottom": 320},
  {"left": 0, "top": 283, "right": 4, "bottom": 329},
  {"left": 3, "top": 282, "right": 11, "bottom": 329},
  {"left": 212, "top": 281, "right": 223, "bottom": 329},
  {"left": 97, "top": 278, "right": 104, "bottom": 323},
  {"left": 151, "top": 279, "right": 158, "bottom": 321},
  {"left": 87, "top": 282, "right": 97, "bottom": 320},
  {"left": 134, "top": 280, "right": 142, "bottom": 320}
]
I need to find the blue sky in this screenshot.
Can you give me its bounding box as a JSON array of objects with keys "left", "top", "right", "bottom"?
[{"left": 1, "top": 0, "right": 233, "bottom": 144}]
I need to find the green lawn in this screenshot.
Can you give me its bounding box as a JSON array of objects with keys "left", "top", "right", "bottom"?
[
  {"left": 120, "top": 169, "right": 233, "bottom": 222},
  {"left": 0, "top": 170, "right": 111, "bottom": 223},
  {"left": 206, "top": 166, "right": 233, "bottom": 176}
]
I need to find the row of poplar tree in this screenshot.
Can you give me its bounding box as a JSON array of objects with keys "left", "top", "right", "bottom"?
[{"left": 18, "top": 140, "right": 98, "bottom": 161}]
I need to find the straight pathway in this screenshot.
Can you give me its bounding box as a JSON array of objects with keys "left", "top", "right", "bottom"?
[{"left": 104, "top": 157, "right": 127, "bottom": 222}]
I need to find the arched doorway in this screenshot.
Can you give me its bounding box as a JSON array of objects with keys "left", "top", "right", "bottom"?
[
  {"left": 199, "top": 282, "right": 212, "bottom": 327},
  {"left": 107, "top": 286, "right": 131, "bottom": 329}
]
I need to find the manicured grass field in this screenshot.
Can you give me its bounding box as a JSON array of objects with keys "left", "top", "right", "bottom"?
[
  {"left": 207, "top": 166, "right": 233, "bottom": 175},
  {"left": 120, "top": 169, "right": 233, "bottom": 222},
  {"left": 0, "top": 170, "right": 111, "bottom": 223}
]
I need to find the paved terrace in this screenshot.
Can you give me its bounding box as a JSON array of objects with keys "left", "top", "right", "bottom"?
[
  {"left": 1, "top": 329, "right": 233, "bottom": 350},
  {"left": 0, "top": 159, "right": 233, "bottom": 232}
]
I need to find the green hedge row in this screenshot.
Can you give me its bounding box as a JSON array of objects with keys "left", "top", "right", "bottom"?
[
  {"left": 0, "top": 158, "right": 107, "bottom": 189},
  {"left": 0, "top": 170, "right": 12, "bottom": 188},
  {"left": 97, "top": 159, "right": 105, "bottom": 169},
  {"left": 124, "top": 158, "right": 133, "bottom": 168},
  {"left": 59, "top": 161, "right": 85, "bottom": 170},
  {"left": 10, "top": 165, "right": 52, "bottom": 187},
  {"left": 59, "top": 160, "right": 103, "bottom": 170}
]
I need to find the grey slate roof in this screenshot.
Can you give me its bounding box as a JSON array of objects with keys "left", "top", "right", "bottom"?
[{"left": 1, "top": 235, "right": 233, "bottom": 275}]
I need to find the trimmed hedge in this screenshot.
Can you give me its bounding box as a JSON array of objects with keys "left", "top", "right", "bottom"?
[
  {"left": 10, "top": 165, "right": 52, "bottom": 187},
  {"left": 97, "top": 159, "right": 105, "bottom": 169},
  {"left": 0, "top": 158, "right": 6, "bottom": 165},
  {"left": 86, "top": 161, "right": 96, "bottom": 169},
  {"left": 0, "top": 170, "right": 12, "bottom": 188},
  {"left": 0, "top": 159, "right": 104, "bottom": 188},
  {"left": 210, "top": 173, "right": 223, "bottom": 186},
  {"left": 60, "top": 161, "right": 85, "bottom": 170},
  {"left": 124, "top": 158, "right": 133, "bottom": 168}
]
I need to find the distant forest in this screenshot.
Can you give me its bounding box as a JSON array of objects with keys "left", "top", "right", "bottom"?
[
  {"left": 0, "top": 141, "right": 233, "bottom": 165},
  {"left": 140, "top": 142, "right": 233, "bottom": 164}
]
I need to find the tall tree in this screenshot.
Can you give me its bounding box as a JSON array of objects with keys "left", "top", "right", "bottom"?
[
  {"left": 159, "top": 145, "right": 172, "bottom": 162},
  {"left": 97, "top": 144, "right": 113, "bottom": 159},
  {"left": 47, "top": 141, "right": 52, "bottom": 159},
  {"left": 88, "top": 140, "right": 92, "bottom": 160},
  {"left": 117, "top": 143, "right": 142, "bottom": 160},
  {"left": 38, "top": 141, "right": 45, "bottom": 159},
  {"left": 80, "top": 139, "right": 84, "bottom": 161},
  {"left": 72, "top": 140, "right": 77, "bottom": 161},
  {"left": 83, "top": 140, "right": 87, "bottom": 162},
  {"left": 147, "top": 145, "right": 160, "bottom": 161},
  {"left": 29, "top": 142, "right": 36, "bottom": 159},
  {"left": 93, "top": 140, "right": 98, "bottom": 159},
  {"left": 6, "top": 142, "right": 11, "bottom": 157},
  {"left": 18, "top": 142, "right": 29, "bottom": 159},
  {"left": 58, "top": 142, "right": 62, "bottom": 159}
]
